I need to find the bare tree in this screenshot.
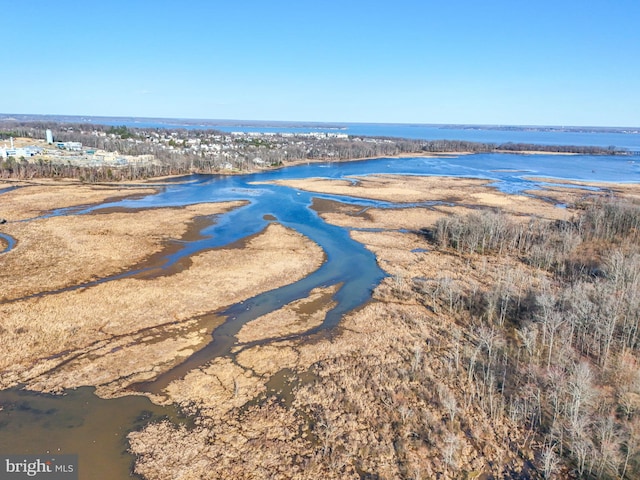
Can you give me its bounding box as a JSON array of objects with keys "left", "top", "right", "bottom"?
[{"left": 541, "top": 443, "right": 560, "bottom": 479}]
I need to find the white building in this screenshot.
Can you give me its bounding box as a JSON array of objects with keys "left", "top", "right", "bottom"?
[
  {"left": 0, "top": 146, "right": 43, "bottom": 158},
  {"left": 56, "top": 141, "right": 83, "bottom": 151}
]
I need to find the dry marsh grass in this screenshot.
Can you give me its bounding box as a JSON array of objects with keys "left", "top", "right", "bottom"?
[
  {"left": 236, "top": 285, "right": 339, "bottom": 343},
  {"left": 164, "top": 356, "right": 268, "bottom": 417},
  {"left": 272, "top": 175, "right": 490, "bottom": 203},
  {"left": 129, "top": 178, "right": 640, "bottom": 480},
  {"left": 129, "top": 224, "right": 541, "bottom": 478},
  {"left": 298, "top": 174, "right": 576, "bottom": 221},
  {"left": 0, "top": 180, "right": 155, "bottom": 220},
  {"left": 0, "top": 222, "right": 323, "bottom": 393},
  {"left": 130, "top": 296, "right": 535, "bottom": 479},
  {"left": 4, "top": 176, "right": 639, "bottom": 479},
  {"left": 0, "top": 202, "right": 245, "bottom": 301}
]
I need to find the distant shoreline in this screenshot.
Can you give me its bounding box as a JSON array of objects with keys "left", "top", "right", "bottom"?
[
  {"left": 1, "top": 120, "right": 635, "bottom": 183},
  {"left": 2, "top": 113, "right": 639, "bottom": 134}
]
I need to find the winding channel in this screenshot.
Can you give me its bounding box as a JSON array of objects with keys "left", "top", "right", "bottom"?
[
  {"left": 1, "top": 153, "right": 639, "bottom": 479},
  {"left": 0, "top": 232, "right": 16, "bottom": 254}
]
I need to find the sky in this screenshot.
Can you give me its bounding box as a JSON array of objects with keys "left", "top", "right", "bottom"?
[{"left": 2, "top": 0, "right": 639, "bottom": 127}]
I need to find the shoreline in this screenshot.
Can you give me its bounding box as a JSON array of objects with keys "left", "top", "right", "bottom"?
[
  {"left": 1, "top": 148, "right": 631, "bottom": 185},
  {"left": 493, "top": 149, "right": 578, "bottom": 155}
]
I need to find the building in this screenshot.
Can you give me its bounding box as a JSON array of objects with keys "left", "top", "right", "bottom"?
[
  {"left": 46, "top": 129, "right": 53, "bottom": 144},
  {"left": 56, "top": 141, "right": 82, "bottom": 151},
  {"left": 0, "top": 146, "right": 43, "bottom": 158}
]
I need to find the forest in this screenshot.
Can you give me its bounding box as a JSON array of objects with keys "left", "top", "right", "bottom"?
[{"left": 418, "top": 198, "right": 640, "bottom": 477}]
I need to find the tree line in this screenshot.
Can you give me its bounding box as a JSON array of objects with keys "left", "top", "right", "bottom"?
[{"left": 0, "top": 120, "right": 632, "bottom": 182}]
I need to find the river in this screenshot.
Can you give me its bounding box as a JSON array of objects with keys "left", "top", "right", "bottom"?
[{"left": 1, "top": 152, "right": 639, "bottom": 479}]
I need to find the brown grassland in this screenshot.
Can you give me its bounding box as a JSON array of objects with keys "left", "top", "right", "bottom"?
[
  {"left": 2, "top": 175, "right": 640, "bottom": 479},
  {"left": 0, "top": 181, "right": 323, "bottom": 399}
]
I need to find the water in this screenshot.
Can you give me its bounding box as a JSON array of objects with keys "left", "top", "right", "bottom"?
[
  {"left": 0, "top": 232, "right": 16, "bottom": 254},
  {"left": 0, "top": 387, "right": 186, "bottom": 480},
  {"left": 215, "top": 124, "right": 640, "bottom": 150},
  {"left": 90, "top": 117, "right": 640, "bottom": 150},
  {"left": 1, "top": 152, "right": 639, "bottom": 478}
]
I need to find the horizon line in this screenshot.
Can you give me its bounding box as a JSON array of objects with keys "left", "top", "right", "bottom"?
[{"left": 0, "top": 112, "right": 639, "bottom": 131}]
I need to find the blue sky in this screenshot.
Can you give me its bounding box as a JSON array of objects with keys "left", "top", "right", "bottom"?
[{"left": 2, "top": 0, "right": 639, "bottom": 126}]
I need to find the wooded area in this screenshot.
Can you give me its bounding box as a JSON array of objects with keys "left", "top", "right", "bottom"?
[{"left": 421, "top": 199, "right": 640, "bottom": 477}]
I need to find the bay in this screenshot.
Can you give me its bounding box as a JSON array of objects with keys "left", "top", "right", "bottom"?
[{"left": 90, "top": 118, "right": 640, "bottom": 150}]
